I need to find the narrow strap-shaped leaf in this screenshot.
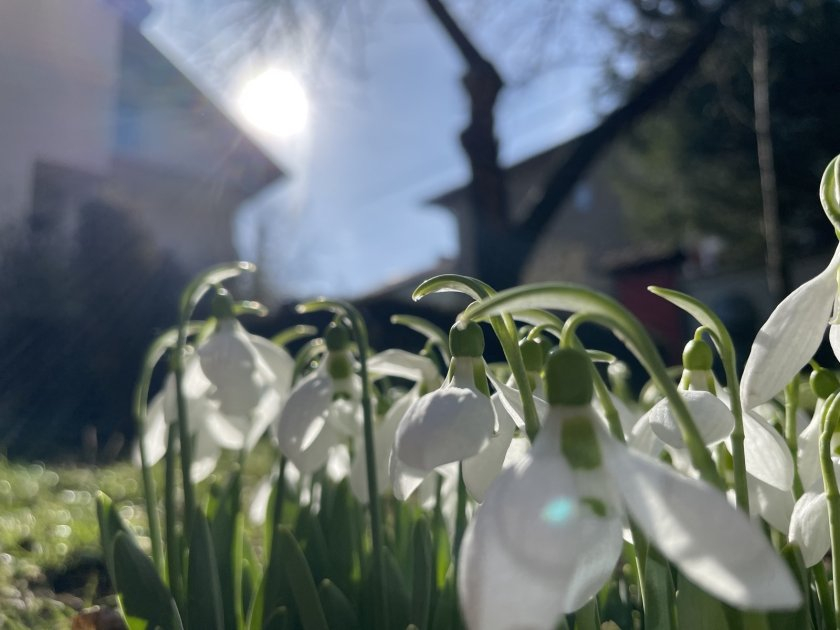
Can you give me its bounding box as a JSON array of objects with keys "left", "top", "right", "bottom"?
[
  {"left": 187, "top": 509, "right": 225, "bottom": 630},
  {"left": 277, "top": 526, "right": 329, "bottom": 630},
  {"left": 263, "top": 607, "right": 288, "bottom": 630},
  {"left": 112, "top": 531, "right": 184, "bottom": 630},
  {"left": 411, "top": 518, "right": 433, "bottom": 630},
  {"left": 383, "top": 546, "right": 411, "bottom": 630},
  {"left": 319, "top": 579, "right": 361, "bottom": 630},
  {"left": 644, "top": 544, "right": 676, "bottom": 630},
  {"left": 96, "top": 492, "right": 130, "bottom": 589},
  {"left": 210, "top": 470, "right": 243, "bottom": 630}
]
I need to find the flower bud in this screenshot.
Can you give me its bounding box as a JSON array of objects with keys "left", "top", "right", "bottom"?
[
  {"left": 543, "top": 347, "right": 593, "bottom": 406},
  {"left": 449, "top": 322, "right": 484, "bottom": 358}
]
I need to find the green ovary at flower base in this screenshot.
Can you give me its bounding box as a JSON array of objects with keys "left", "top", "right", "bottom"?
[{"left": 457, "top": 347, "right": 801, "bottom": 630}]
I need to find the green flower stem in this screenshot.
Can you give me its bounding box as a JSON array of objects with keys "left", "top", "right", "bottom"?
[
  {"left": 785, "top": 378, "right": 805, "bottom": 498},
  {"left": 165, "top": 423, "right": 183, "bottom": 607},
  {"left": 459, "top": 283, "right": 722, "bottom": 488},
  {"left": 453, "top": 464, "right": 468, "bottom": 571},
  {"left": 296, "top": 298, "right": 388, "bottom": 630},
  {"left": 413, "top": 275, "right": 540, "bottom": 440},
  {"left": 812, "top": 559, "right": 836, "bottom": 630},
  {"left": 648, "top": 287, "right": 748, "bottom": 509},
  {"left": 820, "top": 392, "right": 840, "bottom": 629},
  {"left": 132, "top": 322, "right": 204, "bottom": 577}
]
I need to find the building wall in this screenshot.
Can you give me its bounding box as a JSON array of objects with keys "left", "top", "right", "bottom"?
[{"left": 0, "top": 0, "right": 120, "bottom": 218}]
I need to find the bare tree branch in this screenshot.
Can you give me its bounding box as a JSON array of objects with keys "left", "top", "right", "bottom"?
[{"left": 518, "top": 0, "right": 741, "bottom": 240}]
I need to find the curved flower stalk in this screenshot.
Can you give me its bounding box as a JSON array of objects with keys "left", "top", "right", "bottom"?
[
  {"left": 275, "top": 322, "right": 362, "bottom": 474},
  {"left": 391, "top": 322, "right": 496, "bottom": 500},
  {"left": 458, "top": 347, "right": 801, "bottom": 630}
]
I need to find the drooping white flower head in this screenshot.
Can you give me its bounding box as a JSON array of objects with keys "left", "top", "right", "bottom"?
[
  {"left": 458, "top": 347, "right": 801, "bottom": 630},
  {"left": 390, "top": 322, "right": 496, "bottom": 499},
  {"left": 741, "top": 243, "right": 840, "bottom": 410},
  {"left": 275, "top": 322, "right": 362, "bottom": 474},
  {"left": 194, "top": 295, "right": 295, "bottom": 451}
]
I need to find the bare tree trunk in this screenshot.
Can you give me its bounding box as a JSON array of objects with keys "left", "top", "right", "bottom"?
[
  {"left": 422, "top": 0, "right": 741, "bottom": 289},
  {"left": 752, "top": 21, "right": 788, "bottom": 303}
]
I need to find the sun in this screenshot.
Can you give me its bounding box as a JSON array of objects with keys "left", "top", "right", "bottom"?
[{"left": 237, "top": 68, "right": 309, "bottom": 138}]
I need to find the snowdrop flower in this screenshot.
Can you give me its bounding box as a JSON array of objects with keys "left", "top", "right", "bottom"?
[
  {"left": 348, "top": 349, "right": 442, "bottom": 504},
  {"left": 741, "top": 242, "right": 840, "bottom": 410},
  {"left": 195, "top": 293, "right": 294, "bottom": 449},
  {"left": 275, "top": 322, "right": 362, "bottom": 474},
  {"left": 458, "top": 347, "right": 800, "bottom": 630},
  {"left": 391, "top": 322, "right": 496, "bottom": 500},
  {"left": 634, "top": 338, "right": 795, "bottom": 529}
]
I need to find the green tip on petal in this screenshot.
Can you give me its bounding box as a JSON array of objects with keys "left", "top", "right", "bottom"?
[
  {"left": 543, "top": 347, "right": 593, "bottom": 406},
  {"left": 449, "top": 321, "right": 485, "bottom": 358},
  {"left": 682, "top": 338, "right": 713, "bottom": 372},
  {"left": 324, "top": 321, "right": 351, "bottom": 351},
  {"left": 811, "top": 366, "right": 839, "bottom": 400}
]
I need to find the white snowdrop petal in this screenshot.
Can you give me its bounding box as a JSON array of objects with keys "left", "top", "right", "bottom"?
[
  {"left": 603, "top": 437, "right": 801, "bottom": 610},
  {"left": 198, "top": 320, "right": 272, "bottom": 417},
  {"left": 789, "top": 491, "right": 831, "bottom": 567},
  {"left": 486, "top": 370, "right": 549, "bottom": 430},
  {"left": 367, "top": 349, "right": 438, "bottom": 383},
  {"left": 248, "top": 475, "right": 273, "bottom": 525},
  {"left": 831, "top": 324, "right": 840, "bottom": 366},
  {"left": 250, "top": 335, "right": 295, "bottom": 393},
  {"left": 458, "top": 448, "right": 624, "bottom": 628},
  {"left": 628, "top": 417, "right": 665, "bottom": 457},
  {"left": 593, "top": 393, "right": 641, "bottom": 436},
  {"left": 647, "top": 390, "right": 735, "bottom": 448},
  {"left": 462, "top": 395, "right": 517, "bottom": 502},
  {"left": 276, "top": 370, "right": 340, "bottom": 473},
  {"left": 142, "top": 392, "right": 168, "bottom": 466},
  {"left": 203, "top": 410, "right": 248, "bottom": 450},
  {"left": 393, "top": 386, "right": 494, "bottom": 471},
  {"left": 326, "top": 444, "right": 351, "bottom": 482},
  {"left": 190, "top": 429, "right": 221, "bottom": 482},
  {"left": 798, "top": 403, "right": 823, "bottom": 490},
  {"left": 741, "top": 410, "right": 794, "bottom": 491},
  {"left": 389, "top": 451, "right": 429, "bottom": 501},
  {"left": 740, "top": 246, "right": 840, "bottom": 409},
  {"left": 350, "top": 390, "right": 413, "bottom": 504},
  {"left": 747, "top": 474, "right": 794, "bottom": 533}
]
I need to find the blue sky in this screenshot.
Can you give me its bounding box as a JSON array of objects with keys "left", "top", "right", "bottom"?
[{"left": 145, "top": 1, "right": 609, "bottom": 299}]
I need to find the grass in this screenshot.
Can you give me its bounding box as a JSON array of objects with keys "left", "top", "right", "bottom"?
[
  {"left": 0, "top": 457, "right": 146, "bottom": 628},
  {"left": 0, "top": 442, "right": 280, "bottom": 629}
]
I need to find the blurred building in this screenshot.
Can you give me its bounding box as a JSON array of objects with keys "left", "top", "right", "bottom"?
[{"left": 0, "top": 0, "right": 283, "bottom": 273}]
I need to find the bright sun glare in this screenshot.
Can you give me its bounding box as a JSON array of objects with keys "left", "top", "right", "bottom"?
[{"left": 237, "top": 68, "right": 308, "bottom": 138}]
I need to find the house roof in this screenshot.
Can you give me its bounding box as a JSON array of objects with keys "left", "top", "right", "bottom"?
[{"left": 114, "top": 9, "right": 284, "bottom": 196}]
